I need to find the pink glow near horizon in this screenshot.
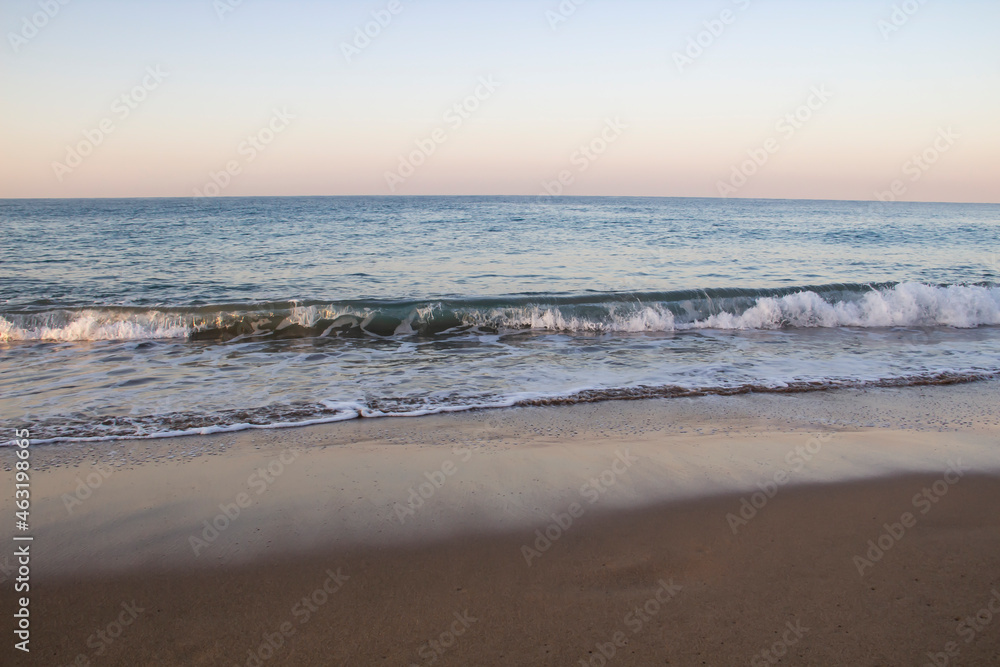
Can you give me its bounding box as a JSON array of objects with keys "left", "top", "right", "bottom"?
[{"left": 1, "top": 0, "right": 997, "bottom": 202}]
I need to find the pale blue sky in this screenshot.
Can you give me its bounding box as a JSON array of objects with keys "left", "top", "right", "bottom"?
[{"left": 2, "top": 0, "right": 998, "bottom": 200}]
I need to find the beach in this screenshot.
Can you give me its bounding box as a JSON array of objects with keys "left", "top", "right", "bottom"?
[
  {"left": 5, "top": 1, "right": 999, "bottom": 664},
  {"left": 6, "top": 382, "right": 1000, "bottom": 665}
]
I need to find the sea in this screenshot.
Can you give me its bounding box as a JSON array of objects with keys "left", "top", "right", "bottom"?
[{"left": 1, "top": 196, "right": 998, "bottom": 443}]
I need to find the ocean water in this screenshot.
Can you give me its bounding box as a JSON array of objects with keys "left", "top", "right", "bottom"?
[{"left": 1, "top": 196, "right": 998, "bottom": 443}]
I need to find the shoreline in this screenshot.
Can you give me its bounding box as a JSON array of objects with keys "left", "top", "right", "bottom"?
[
  {"left": 8, "top": 381, "right": 1000, "bottom": 566},
  {"left": 3, "top": 382, "right": 1000, "bottom": 664},
  {"left": 10, "top": 368, "right": 1000, "bottom": 446}
]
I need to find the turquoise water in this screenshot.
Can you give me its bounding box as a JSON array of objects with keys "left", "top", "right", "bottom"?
[{"left": 1, "top": 196, "right": 998, "bottom": 442}]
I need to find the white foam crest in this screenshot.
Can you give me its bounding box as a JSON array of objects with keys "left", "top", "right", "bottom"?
[
  {"left": 0, "top": 311, "right": 191, "bottom": 342},
  {"left": 692, "top": 283, "right": 1000, "bottom": 331},
  {"left": 458, "top": 284, "right": 1000, "bottom": 333}
]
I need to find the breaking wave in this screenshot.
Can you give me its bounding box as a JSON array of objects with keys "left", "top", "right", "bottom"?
[{"left": 2, "top": 282, "right": 998, "bottom": 343}]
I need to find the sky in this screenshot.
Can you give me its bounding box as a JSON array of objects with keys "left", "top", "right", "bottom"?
[{"left": 1, "top": 0, "right": 998, "bottom": 202}]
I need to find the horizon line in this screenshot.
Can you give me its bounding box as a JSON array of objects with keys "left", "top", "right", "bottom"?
[{"left": 2, "top": 194, "right": 998, "bottom": 206}]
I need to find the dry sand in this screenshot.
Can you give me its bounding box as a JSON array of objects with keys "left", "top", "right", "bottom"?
[{"left": 3, "top": 383, "right": 1000, "bottom": 665}]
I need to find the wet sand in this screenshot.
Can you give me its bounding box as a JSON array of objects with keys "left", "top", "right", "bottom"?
[{"left": 3, "top": 383, "right": 1000, "bottom": 665}]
